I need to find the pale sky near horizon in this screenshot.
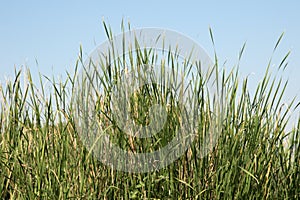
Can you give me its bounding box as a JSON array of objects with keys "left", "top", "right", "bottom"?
[{"left": 1, "top": 0, "right": 299, "bottom": 127}]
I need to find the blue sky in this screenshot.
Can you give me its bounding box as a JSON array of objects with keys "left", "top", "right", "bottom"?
[{"left": 1, "top": 0, "right": 299, "bottom": 126}]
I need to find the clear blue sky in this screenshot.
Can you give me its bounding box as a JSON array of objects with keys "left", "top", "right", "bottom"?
[{"left": 1, "top": 0, "right": 299, "bottom": 125}]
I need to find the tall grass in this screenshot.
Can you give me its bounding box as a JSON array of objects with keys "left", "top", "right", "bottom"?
[{"left": 0, "top": 24, "right": 299, "bottom": 199}]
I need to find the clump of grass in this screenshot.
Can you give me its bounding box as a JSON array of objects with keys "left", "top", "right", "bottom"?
[{"left": 0, "top": 23, "right": 299, "bottom": 199}]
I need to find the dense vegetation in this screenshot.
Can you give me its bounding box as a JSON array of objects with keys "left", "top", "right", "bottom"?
[{"left": 0, "top": 24, "right": 299, "bottom": 199}]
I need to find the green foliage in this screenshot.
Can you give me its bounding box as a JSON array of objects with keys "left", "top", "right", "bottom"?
[{"left": 0, "top": 25, "right": 299, "bottom": 199}]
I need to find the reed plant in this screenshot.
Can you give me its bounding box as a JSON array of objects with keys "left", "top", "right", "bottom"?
[{"left": 0, "top": 23, "right": 299, "bottom": 199}]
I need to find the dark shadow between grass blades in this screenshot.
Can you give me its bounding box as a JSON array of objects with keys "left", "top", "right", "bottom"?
[{"left": 72, "top": 28, "right": 222, "bottom": 173}]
